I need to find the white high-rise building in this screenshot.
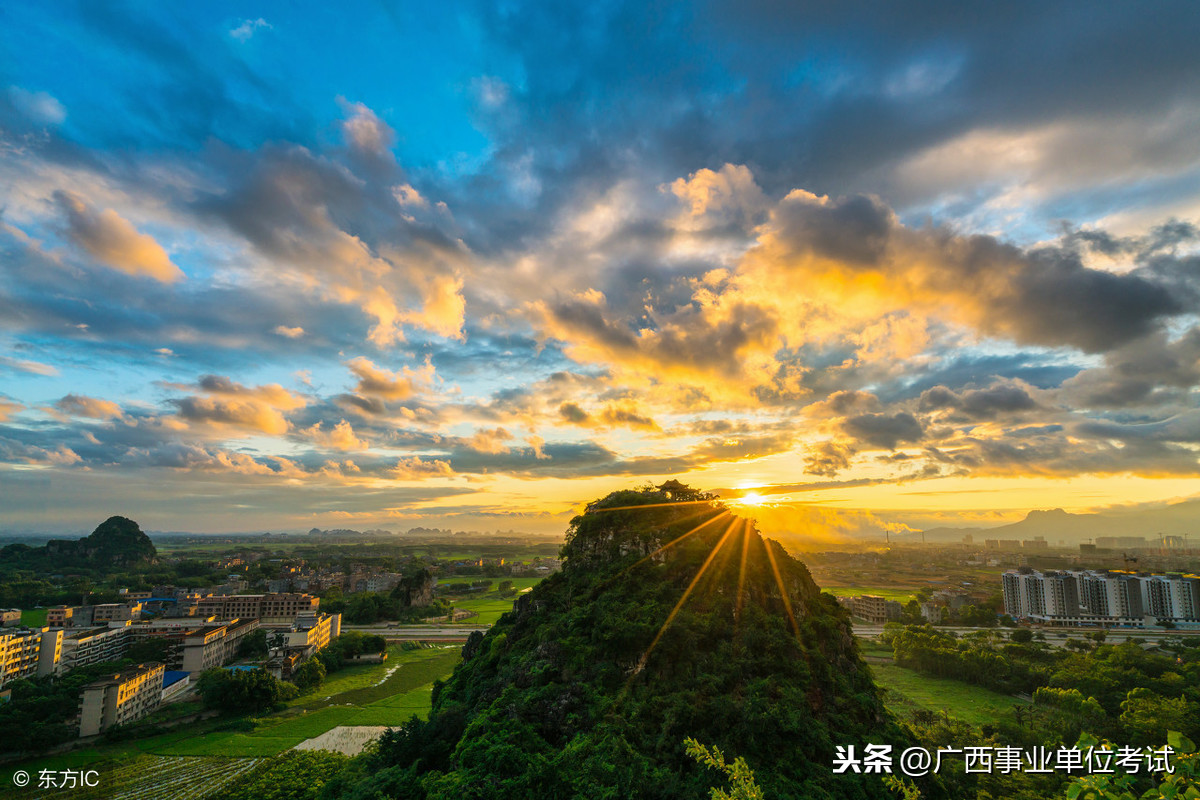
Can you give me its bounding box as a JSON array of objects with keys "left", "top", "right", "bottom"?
[{"left": 1002, "top": 568, "right": 1200, "bottom": 627}]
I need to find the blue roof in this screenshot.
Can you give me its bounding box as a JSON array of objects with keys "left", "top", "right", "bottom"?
[
  {"left": 162, "top": 670, "right": 189, "bottom": 688},
  {"left": 223, "top": 665, "right": 261, "bottom": 672}
]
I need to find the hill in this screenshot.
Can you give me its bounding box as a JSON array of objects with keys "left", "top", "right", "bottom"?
[
  {"left": 920, "top": 498, "right": 1200, "bottom": 544},
  {"left": 331, "top": 482, "right": 912, "bottom": 799},
  {"left": 0, "top": 515, "right": 157, "bottom": 569}
]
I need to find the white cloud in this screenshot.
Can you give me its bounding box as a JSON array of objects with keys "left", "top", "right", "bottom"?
[{"left": 229, "top": 18, "right": 272, "bottom": 42}]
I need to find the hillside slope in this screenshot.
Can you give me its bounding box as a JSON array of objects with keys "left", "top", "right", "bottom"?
[{"left": 332, "top": 483, "right": 910, "bottom": 799}]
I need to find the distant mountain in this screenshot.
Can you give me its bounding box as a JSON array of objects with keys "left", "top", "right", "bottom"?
[
  {"left": 0, "top": 515, "right": 157, "bottom": 568},
  {"left": 919, "top": 499, "right": 1200, "bottom": 544}
]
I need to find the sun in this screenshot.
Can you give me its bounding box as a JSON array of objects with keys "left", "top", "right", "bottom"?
[{"left": 737, "top": 491, "right": 766, "bottom": 507}]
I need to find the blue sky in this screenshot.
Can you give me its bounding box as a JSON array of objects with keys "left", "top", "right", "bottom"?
[{"left": 2, "top": 1, "right": 1200, "bottom": 535}]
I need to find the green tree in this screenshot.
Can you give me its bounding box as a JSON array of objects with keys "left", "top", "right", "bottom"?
[
  {"left": 293, "top": 658, "right": 326, "bottom": 693},
  {"left": 685, "top": 738, "right": 764, "bottom": 800},
  {"left": 1119, "top": 688, "right": 1196, "bottom": 745}
]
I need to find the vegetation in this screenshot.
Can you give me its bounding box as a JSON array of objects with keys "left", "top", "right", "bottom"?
[
  {"left": 876, "top": 624, "right": 1200, "bottom": 799},
  {"left": 0, "top": 657, "right": 144, "bottom": 753},
  {"left": 331, "top": 483, "right": 909, "bottom": 799},
  {"left": 224, "top": 750, "right": 349, "bottom": 800},
  {"left": 196, "top": 667, "right": 299, "bottom": 713}
]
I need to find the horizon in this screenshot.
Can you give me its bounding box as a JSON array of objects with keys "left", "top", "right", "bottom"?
[{"left": 3, "top": 3, "right": 1200, "bottom": 540}]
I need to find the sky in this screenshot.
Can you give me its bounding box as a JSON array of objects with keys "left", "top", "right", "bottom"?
[{"left": 2, "top": 1, "right": 1200, "bottom": 537}]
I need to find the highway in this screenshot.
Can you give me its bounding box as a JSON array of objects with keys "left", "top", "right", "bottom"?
[
  {"left": 342, "top": 624, "right": 489, "bottom": 640},
  {"left": 851, "top": 623, "right": 1200, "bottom": 648}
]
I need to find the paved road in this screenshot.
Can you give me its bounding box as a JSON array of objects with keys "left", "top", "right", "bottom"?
[
  {"left": 343, "top": 624, "right": 489, "bottom": 639},
  {"left": 852, "top": 623, "right": 1200, "bottom": 647}
]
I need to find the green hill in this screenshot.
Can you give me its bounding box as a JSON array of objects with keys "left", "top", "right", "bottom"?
[
  {"left": 332, "top": 482, "right": 910, "bottom": 799},
  {"left": 1, "top": 515, "right": 157, "bottom": 569}
]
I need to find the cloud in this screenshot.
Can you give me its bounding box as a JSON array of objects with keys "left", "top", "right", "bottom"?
[
  {"left": 337, "top": 98, "right": 395, "bottom": 162},
  {"left": 304, "top": 419, "right": 368, "bottom": 451},
  {"left": 53, "top": 190, "right": 184, "bottom": 282},
  {"left": 804, "top": 441, "right": 855, "bottom": 477},
  {"left": 273, "top": 325, "right": 305, "bottom": 338},
  {"left": 0, "top": 355, "right": 59, "bottom": 376},
  {"left": 0, "top": 399, "right": 23, "bottom": 421},
  {"left": 196, "top": 130, "right": 468, "bottom": 345},
  {"left": 172, "top": 375, "right": 306, "bottom": 435},
  {"left": 55, "top": 394, "right": 123, "bottom": 419},
  {"left": 229, "top": 18, "right": 272, "bottom": 42},
  {"left": 558, "top": 402, "right": 590, "bottom": 424},
  {"left": 918, "top": 380, "right": 1039, "bottom": 420},
  {"left": 748, "top": 189, "right": 1182, "bottom": 353},
  {"left": 7, "top": 86, "right": 66, "bottom": 125},
  {"left": 346, "top": 356, "right": 434, "bottom": 401},
  {"left": 840, "top": 411, "right": 924, "bottom": 450},
  {"left": 391, "top": 456, "right": 455, "bottom": 480},
  {"left": 466, "top": 426, "right": 512, "bottom": 454}
]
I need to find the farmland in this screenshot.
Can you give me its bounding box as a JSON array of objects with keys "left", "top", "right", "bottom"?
[{"left": 7, "top": 644, "right": 462, "bottom": 781}]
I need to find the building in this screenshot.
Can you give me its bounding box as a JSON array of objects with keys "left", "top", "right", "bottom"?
[
  {"left": 191, "top": 593, "right": 319, "bottom": 622},
  {"left": 48, "top": 605, "right": 97, "bottom": 628},
  {"left": 280, "top": 613, "right": 341, "bottom": 653},
  {"left": 92, "top": 603, "right": 143, "bottom": 624},
  {"left": 160, "top": 670, "right": 191, "bottom": 704},
  {"left": 1002, "top": 568, "right": 1200, "bottom": 626},
  {"left": 850, "top": 595, "right": 889, "bottom": 625},
  {"left": 61, "top": 626, "right": 132, "bottom": 671},
  {"left": 0, "top": 627, "right": 62, "bottom": 688},
  {"left": 180, "top": 619, "right": 260, "bottom": 673},
  {"left": 78, "top": 662, "right": 164, "bottom": 737},
  {"left": 0, "top": 609, "right": 21, "bottom": 627}
]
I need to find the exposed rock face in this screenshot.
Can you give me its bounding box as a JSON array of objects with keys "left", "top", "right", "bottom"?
[{"left": 395, "top": 568, "right": 436, "bottom": 607}]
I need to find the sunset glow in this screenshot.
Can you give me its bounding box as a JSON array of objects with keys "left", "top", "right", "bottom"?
[{"left": 1, "top": 3, "right": 1199, "bottom": 539}]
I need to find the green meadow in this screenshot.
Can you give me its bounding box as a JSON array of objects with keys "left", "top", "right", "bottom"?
[{"left": 870, "top": 662, "right": 1029, "bottom": 727}]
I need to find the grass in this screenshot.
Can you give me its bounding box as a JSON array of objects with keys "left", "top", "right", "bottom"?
[
  {"left": 822, "top": 586, "right": 917, "bottom": 602},
  {"left": 154, "top": 647, "right": 462, "bottom": 757},
  {"left": 8, "top": 645, "right": 463, "bottom": 770},
  {"left": 442, "top": 577, "right": 544, "bottom": 625},
  {"left": 871, "top": 663, "right": 1029, "bottom": 727},
  {"left": 20, "top": 608, "right": 48, "bottom": 627}
]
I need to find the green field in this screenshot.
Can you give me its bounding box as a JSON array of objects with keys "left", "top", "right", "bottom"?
[
  {"left": 156, "top": 647, "right": 461, "bottom": 756},
  {"left": 445, "top": 577, "right": 544, "bottom": 625},
  {"left": 871, "top": 663, "right": 1029, "bottom": 726},
  {"left": 20, "top": 608, "right": 48, "bottom": 627},
  {"left": 8, "top": 645, "right": 463, "bottom": 773},
  {"left": 822, "top": 586, "right": 917, "bottom": 602}
]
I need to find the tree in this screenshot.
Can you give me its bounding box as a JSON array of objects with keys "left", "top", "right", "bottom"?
[
  {"left": 1010, "top": 629, "right": 1034, "bottom": 644},
  {"left": 292, "top": 658, "right": 326, "bottom": 693},
  {"left": 196, "top": 667, "right": 298, "bottom": 712},
  {"left": 126, "top": 638, "right": 172, "bottom": 662},
  {"left": 1119, "top": 688, "right": 1195, "bottom": 745},
  {"left": 685, "top": 738, "right": 764, "bottom": 800},
  {"left": 238, "top": 629, "right": 269, "bottom": 658}
]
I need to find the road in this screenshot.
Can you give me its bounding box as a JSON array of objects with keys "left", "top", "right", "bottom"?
[
  {"left": 852, "top": 623, "right": 1200, "bottom": 648},
  {"left": 342, "top": 624, "right": 489, "bottom": 640}
]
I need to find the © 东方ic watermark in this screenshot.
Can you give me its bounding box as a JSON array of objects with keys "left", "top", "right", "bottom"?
[{"left": 10, "top": 768, "right": 101, "bottom": 791}]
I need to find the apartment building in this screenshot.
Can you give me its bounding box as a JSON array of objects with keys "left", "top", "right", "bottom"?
[
  {"left": 61, "top": 626, "right": 132, "bottom": 671},
  {"left": 92, "top": 603, "right": 143, "bottom": 624},
  {"left": 1003, "top": 568, "right": 1200, "bottom": 626},
  {"left": 180, "top": 618, "right": 261, "bottom": 673},
  {"left": 191, "top": 593, "right": 319, "bottom": 622},
  {"left": 0, "top": 627, "right": 62, "bottom": 688},
  {"left": 78, "top": 662, "right": 164, "bottom": 737},
  {"left": 852, "top": 595, "right": 889, "bottom": 625},
  {"left": 281, "top": 613, "right": 341, "bottom": 653}
]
